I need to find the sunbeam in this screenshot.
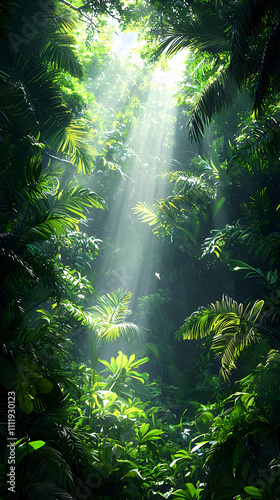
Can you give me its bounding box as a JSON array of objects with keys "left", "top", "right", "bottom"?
[{"left": 90, "top": 31, "right": 187, "bottom": 360}]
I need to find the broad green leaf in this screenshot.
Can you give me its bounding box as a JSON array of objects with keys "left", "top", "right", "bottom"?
[
  {"left": 143, "top": 429, "right": 164, "bottom": 441},
  {"left": 244, "top": 486, "right": 263, "bottom": 498}
]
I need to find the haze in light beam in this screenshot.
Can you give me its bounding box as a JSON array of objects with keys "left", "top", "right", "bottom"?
[
  {"left": 92, "top": 31, "right": 187, "bottom": 358},
  {"left": 95, "top": 68, "right": 185, "bottom": 295}
]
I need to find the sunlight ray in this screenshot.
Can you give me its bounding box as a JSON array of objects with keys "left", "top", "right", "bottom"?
[
  {"left": 89, "top": 29, "right": 187, "bottom": 360},
  {"left": 95, "top": 79, "right": 179, "bottom": 299}
]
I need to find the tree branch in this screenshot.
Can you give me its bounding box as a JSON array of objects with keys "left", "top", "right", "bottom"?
[
  {"left": 58, "top": 0, "right": 95, "bottom": 25},
  {"left": 59, "top": 0, "right": 84, "bottom": 12}
]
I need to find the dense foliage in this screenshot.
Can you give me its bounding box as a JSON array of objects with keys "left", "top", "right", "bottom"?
[{"left": 1, "top": 0, "right": 280, "bottom": 499}]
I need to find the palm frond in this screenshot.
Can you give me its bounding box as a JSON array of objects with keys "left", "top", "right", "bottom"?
[
  {"left": 54, "top": 425, "right": 88, "bottom": 471},
  {"left": 265, "top": 349, "right": 280, "bottom": 368},
  {"left": 227, "top": 259, "right": 266, "bottom": 282},
  {"left": 53, "top": 120, "right": 97, "bottom": 174},
  {"left": 98, "top": 321, "right": 145, "bottom": 342},
  {"left": 178, "top": 296, "right": 264, "bottom": 339},
  {"left": 5, "top": 0, "right": 81, "bottom": 77},
  {"left": 14, "top": 213, "right": 75, "bottom": 242},
  {"left": 3, "top": 57, "right": 95, "bottom": 173},
  {"left": 57, "top": 301, "right": 97, "bottom": 328},
  {"left": 91, "top": 289, "right": 132, "bottom": 322},
  {"left": 188, "top": 67, "right": 238, "bottom": 141},
  {"left": 90, "top": 289, "right": 145, "bottom": 342},
  {"left": 18, "top": 444, "right": 74, "bottom": 497},
  {"left": 59, "top": 292, "right": 145, "bottom": 342},
  {"left": 39, "top": 30, "right": 83, "bottom": 78},
  {"left": 177, "top": 297, "right": 264, "bottom": 378},
  {"left": 254, "top": 21, "right": 280, "bottom": 116},
  {"left": 154, "top": 15, "right": 230, "bottom": 59},
  {"left": 0, "top": 246, "right": 37, "bottom": 283},
  {"left": 134, "top": 186, "right": 213, "bottom": 251},
  {"left": 157, "top": 0, "right": 280, "bottom": 140},
  {"left": 55, "top": 11, "right": 78, "bottom": 33},
  {"left": 133, "top": 202, "right": 159, "bottom": 225},
  {"left": 52, "top": 183, "right": 105, "bottom": 217},
  {"left": 0, "top": 79, "right": 39, "bottom": 147},
  {"left": 5, "top": 180, "right": 104, "bottom": 242}
]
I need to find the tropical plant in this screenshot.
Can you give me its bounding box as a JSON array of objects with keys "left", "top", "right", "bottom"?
[
  {"left": 1, "top": 0, "right": 96, "bottom": 173},
  {"left": 99, "top": 351, "right": 149, "bottom": 393},
  {"left": 133, "top": 169, "right": 220, "bottom": 255},
  {"left": 177, "top": 296, "right": 265, "bottom": 379},
  {"left": 0, "top": 156, "right": 103, "bottom": 329},
  {"left": 154, "top": 0, "right": 280, "bottom": 140}
]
